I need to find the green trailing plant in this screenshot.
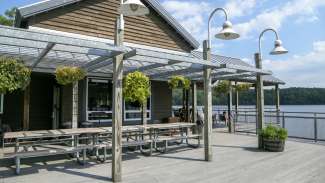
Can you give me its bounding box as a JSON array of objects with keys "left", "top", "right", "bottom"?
[
  {"left": 55, "top": 66, "right": 86, "bottom": 85},
  {"left": 0, "top": 57, "right": 31, "bottom": 94},
  {"left": 168, "top": 75, "right": 191, "bottom": 90},
  {"left": 214, "top": 80, "right": 231, "bottom": 95},
  {"left": 259, "top": 125, "right": 288, "bottom": 141},
  {"left": 235, "top": 83, "right": 252, "bottom": 92},
  {"left": 123, "top": 71, "right": 151, "bottom": 106}
]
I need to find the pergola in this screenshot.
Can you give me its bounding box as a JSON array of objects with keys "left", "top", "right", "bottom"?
[{"left": 0, "top": 24, "right": 275, "bottom": 179}]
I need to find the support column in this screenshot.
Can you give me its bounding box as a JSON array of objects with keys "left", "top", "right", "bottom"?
[
  {"left": 72, "top": 82, "right": 78, "bottom": 129},
  {"left": 191, "top": 82, "right": 197, "bottom": 124},
  {"left": 112, "top": 17, "right": 124, "bottom": 182},
  {"left": 275, "top": 84, "right": 280, "bottom": 124},
  {"left": 23, "top": 85, "right": 30, "bottom": 130},
  {"left": 203, "top": 40, "right": 212, "bottom": 161},
  {"left": 185, "top": 89, "right": 190, "bottom": 122},
  {"left": 228, "top": 82, "right": 234, "bottom": 133},
  {"left": 235, "top": 82, "right": 239, "bottom": 125},
  {"left": 255, "top": 53, "right": 264, "bottom": 149}
]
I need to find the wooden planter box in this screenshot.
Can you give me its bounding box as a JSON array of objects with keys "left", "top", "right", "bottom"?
[{"left": 263, "top": 138, "right": 285, "bottom": 152}]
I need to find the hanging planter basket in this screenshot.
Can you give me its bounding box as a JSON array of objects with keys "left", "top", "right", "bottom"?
[
  {"left": 168, "top": 75, "right": 191, "bottom": 90},
  {"left": 55, "top": 66, "right": 86, "bottom": 85},
  {"left": 214, "top": 80, "right": 230, "bottom": 95},
  {"left": 0, "top": 57, "right": 31, "bottom": 94},
  {"left": 123, "top": 71, "right": 151, "bottom": 105}
]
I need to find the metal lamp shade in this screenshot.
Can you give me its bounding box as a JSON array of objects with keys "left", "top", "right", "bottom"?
[
  {"left": 118, "top": 0, "right": 150, "bottom": 16},
  {"left": 215, "top": 21, "right": 240, "bottom": 40},
  {"left": 270, "top": 39, "right": 288, "bottom": 55}
]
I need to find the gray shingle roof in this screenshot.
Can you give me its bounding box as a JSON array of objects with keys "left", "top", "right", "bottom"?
[{"left": 15, "top": 0, "right": 200, "bottom": 49}]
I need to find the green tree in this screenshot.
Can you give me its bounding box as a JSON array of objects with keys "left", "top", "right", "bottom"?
[{"left": 0, "top": 7, "right": 17, "bottom": 26}]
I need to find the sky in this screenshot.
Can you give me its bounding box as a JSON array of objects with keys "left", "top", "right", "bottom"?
[{"left": 1, "top": 0, "right": 325, "bottom": 88}]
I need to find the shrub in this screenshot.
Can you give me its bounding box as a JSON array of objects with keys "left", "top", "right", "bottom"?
[
  {"left": 260, "top": 125, "right": 288, "bottom": 141},
  {"left": 168, "top": 75, "right": 191, "bottom": 90},
  {"left": 0, "top": 57, "right": 31, "bottom": 94},
  {"left": 55, "top": 66, "right": 86, "bottom": 85}
]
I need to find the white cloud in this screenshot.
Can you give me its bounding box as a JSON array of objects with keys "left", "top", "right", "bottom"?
[
  {"left": 161, "top": 0, "right": 258, "bottom": 48},
  {"left": 235, "top": 0, "right": 325, "bottom": 39},
  {"left": 264, "top": 41, "right": 325, "bottom": 87},
  {"left": 225, "top": 0, "right": 257, "bottom": 18}
]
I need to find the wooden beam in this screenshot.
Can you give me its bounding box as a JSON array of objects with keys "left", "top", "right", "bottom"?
[
  {"left": 31, "top": 42, "right": 55, "bottom": 68},
  {"left": 23, "top": 85, "right": 30, "bottom": 130},
  {"left": 112, "top": 17, "right": 123, "bottom": 182},
  {"left": 124, "top": 60, "right": 181, "bottom": 75},
  {"left": 72, "top": 82, "right": 78, "bottom": 129},
  {"left": 203, "top": 40, "right": 212, "bottom": 161},
  {"left": 235, "top": 82, "right": 239, "bottom": 125},
  {"left": 228, "top": 82, "right": 234, "bottom": 133},
  {"left": 275, "top": 84, "right": 280, "bottom": 124},
  {"left": 255, "top": 53, "right": 265, "bottom": 149},
  {"left": 191, "top": 82, "right": 197, "bottom": 124},
  {"left": 86, "top": 59, "right": 113, "bottom": 72}
]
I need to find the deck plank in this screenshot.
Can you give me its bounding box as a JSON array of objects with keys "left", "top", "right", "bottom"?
[{"left": 1, "top": 131, "right": 324, "bottom": 183}]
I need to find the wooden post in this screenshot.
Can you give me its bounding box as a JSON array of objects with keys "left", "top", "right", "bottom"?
[
  {"left": 275, "top": 84, "right": 280, "bottom": 124},
  {"left": 203, "top": 40, "right": 212, "bottom": 161},
  {"left": 235, "top": 82, "right": 239, "bottom": 126},
  {"left": 23, "top": 85, "right": 30, "bottom": 130},
  {"left": 191, "top": 82, "right": 197, "bottom": 124},
  {"left": 255, "top": 53, "right": 264, "bottom": 149},
  {"left": 185, "top": 89, "right": 190, "bottom": 122},
  {"left": 142, "top": 100, "right": 147, "bottom": 127},
  {"left": 228, "top": 82, "right": 234, "bottom": 133},
  {"left": 112, "top": 17, "right": 124, "bottom": 182},
  {"left": 72, "top": 82, "right": 78, "bottom": 129}
]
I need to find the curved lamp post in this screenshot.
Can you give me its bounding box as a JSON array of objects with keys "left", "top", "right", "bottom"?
[
  {"left": 112, "top": 0, "right": 149, "bottom": 182},
  {"left": 203, "top": 8, "right": 239, "bottom": 161},
  {"left": 255, "top": 28, "right": 288, "bottom": 149}
]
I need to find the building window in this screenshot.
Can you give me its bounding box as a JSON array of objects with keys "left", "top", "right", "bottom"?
[
  {"left": 0, "top": 94, "right": 3, "bottom": 114},
  {"left": 87, "top": 78, "right": 112, "bottom": 122},
  {"left": 124, "top": 97, "right": 151, "bottom": 121}
]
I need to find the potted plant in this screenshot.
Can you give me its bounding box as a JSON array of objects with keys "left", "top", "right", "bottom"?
[
  {"left": 55, "top": 66, "right": 86, "bottom": 85},
  {"left": 168, "top": 75, "right": 191, "bottom": 90},
  {"left": 260, "top": 125, "right": 288, "bottom": 152},
  {"left": 0, "top": 57, "right": 31, "bottom": 94},
  {"left": 123, "top": 71, "right": 151, "bottom": 126}
]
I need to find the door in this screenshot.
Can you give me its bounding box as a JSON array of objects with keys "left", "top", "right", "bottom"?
[{"left": 52, "top": 86, "right": 61, "bottom": 129}]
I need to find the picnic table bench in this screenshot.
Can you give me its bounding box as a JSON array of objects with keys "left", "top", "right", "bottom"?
[{"left": 1, "top": 123, "right": 201, "bottom": 174}]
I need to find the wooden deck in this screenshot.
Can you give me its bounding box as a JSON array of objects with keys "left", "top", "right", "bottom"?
[{"left": 1, "top": 131, "right": 325, "bottom": 183}]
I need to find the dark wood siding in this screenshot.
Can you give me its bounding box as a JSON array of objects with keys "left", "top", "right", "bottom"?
[
  {"left": 29, "top": 73, "right": 54, "bottom": 130},
  {"left": 61, "top": 84, "right": 72, "bottom": 124},
  {"left": 2, "top": 91, "right": 24, "bottom": 131},
  {"left": 26, "top": 0, "right": 193, "bottom": 52},
  {"left": 151, "top": 81, "right": 172, "bottom": 122}
]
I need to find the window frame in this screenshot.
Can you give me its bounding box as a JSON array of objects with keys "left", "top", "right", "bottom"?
[
  {"left": 86, "top": 77, "right": 113, "bottom": 123},
  {"left": 124, "top": 96, "right": 152, "bottom": 121},
  {"left": 0, "top": 94, "right": 3, "bottom": 114}
]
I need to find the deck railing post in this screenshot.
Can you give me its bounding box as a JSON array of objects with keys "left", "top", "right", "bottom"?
[
  {"left": 314, "top": 113, "right": 317, "bottom": 142},
  {"left": 282, "top": 112, "right": 285, "bottom": 129}
]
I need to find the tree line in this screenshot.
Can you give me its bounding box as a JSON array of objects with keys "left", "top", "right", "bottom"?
[{"left": 173, "top": 87, "right": 325, "bottom": 105}]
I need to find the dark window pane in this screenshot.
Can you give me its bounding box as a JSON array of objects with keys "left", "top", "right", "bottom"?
[{"left": 88, "top": 79, "right": 112, "bottom": 111}]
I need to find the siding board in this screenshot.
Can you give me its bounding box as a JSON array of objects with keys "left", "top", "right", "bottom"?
[{"left": 27, "top": 0, "right": 193, "bottom": 52}]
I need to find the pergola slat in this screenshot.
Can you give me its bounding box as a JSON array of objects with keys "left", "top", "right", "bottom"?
[
  {"left": 0, "top": 25, "right": 127, "bottom": 53},
  {"left": 31, "top": 42, "right": 55, "bottom": 68},
  {"left": 124, "top": 60, "right": 181, "bottom": 75}
]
